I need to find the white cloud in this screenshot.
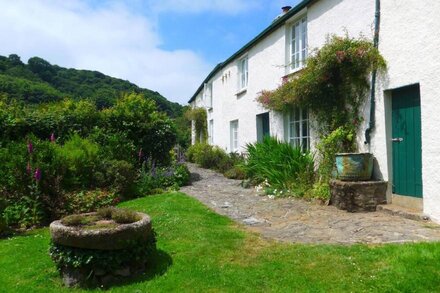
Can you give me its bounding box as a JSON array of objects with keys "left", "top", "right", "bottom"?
[
  {"left": 0, "top": 0, "right": 213, "bottom": 104},
  {"left": 144, "top": 0, "right": 262, "bottom": 15}
]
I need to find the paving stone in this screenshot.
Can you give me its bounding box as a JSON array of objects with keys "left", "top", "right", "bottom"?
[{"left": 181, "top": 163, "right": 440, "bottom": 244}]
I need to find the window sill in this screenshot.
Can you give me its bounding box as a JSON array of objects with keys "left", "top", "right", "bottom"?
[
  {"left": 287, "top": 66, "right": 305, "bottom": 76},
  {"left": 235, "top": 88, "right": 247, "bottom": 97}
]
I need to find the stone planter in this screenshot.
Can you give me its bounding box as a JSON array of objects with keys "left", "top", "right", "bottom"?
[
  {"left": 50, "top": 212, "right": 152, "bottom": 250},
  {"left": 330, "top": 179, "right": 387, "bottom": 212},
  {"left": 335, "top": 153, "right": 373, "bottom": 181},
  {"left": 49, "top": 211, "right": 155, "bottom": 288}
]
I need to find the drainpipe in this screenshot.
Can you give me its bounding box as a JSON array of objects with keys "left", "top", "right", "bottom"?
[{"left": 364, "top": 0, "right": 381, "bottom": 145}]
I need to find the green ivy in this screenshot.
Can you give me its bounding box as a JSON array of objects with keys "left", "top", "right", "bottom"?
[
  {"left": 49, "top": 232, "right": 156, "bottom": 271},
  {"left": 185, "top": 107, "right": 207, "bottom": 143}
]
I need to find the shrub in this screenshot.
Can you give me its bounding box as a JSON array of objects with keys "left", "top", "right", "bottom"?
[
  {"left": 62, "top": 190, "right": 119, "bottom": 216},
  {"left": 224, "top": 165, "right": 246, "bottom": 180},
  {"left": 173, "top": 163, "right": 191, "bottom": 186},
  {"left": 55, "top": 134, "right": 100, "bottom": 189},
  {"left": 100, "top": 160, "right": 137, "bottom": 198},
  {"left": 243, "top": 137, "right": 315, "bottom": 192},
  {"left": 136, "top": 161, "right": 190, "bottom": 196}
]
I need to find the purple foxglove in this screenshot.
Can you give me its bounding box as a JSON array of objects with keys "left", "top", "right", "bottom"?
[
  {"left": 27, "top": 141, "right": 33, "bottom": 154},
  {"left": 34, "top": 168, "right": 41, "bottom": 181}
]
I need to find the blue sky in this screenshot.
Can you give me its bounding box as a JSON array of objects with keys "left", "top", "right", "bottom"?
[{"left": 0, "top": 0, "right": 300, "bottom": 104}]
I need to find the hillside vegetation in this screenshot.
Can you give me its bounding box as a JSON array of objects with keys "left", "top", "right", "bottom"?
[{"left": 0, "top": 54, "right": 182, "bottom": 117}]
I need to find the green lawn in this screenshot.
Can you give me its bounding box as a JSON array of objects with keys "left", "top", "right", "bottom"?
[{"left": 1, "top": 192, "right": 440, "bottom": 292}]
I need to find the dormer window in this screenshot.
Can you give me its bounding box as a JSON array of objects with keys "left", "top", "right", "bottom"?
[
  {"left": 203, "top": 82, "right": 213, "bottom": 109},
  {"left": 238, "top": 56, "right": 248, "bottom": 91},
  {"left": 291, "top": 17, "right": 307, "bottom": 70}
]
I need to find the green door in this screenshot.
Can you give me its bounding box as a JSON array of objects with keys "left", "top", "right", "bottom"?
[
  {"left": 256, "top": 112, "right": 270, "bottom": 142},
  {"left": 391, "top": 84, "right": 423, "bottom": 198}
]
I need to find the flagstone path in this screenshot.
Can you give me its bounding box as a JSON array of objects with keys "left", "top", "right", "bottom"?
[{"left": 181, "top": 163, "right": 440, "bottom": 244}]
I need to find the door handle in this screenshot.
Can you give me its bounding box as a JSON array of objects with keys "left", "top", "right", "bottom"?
[{"left": 391, "top": 137, "right": 404, "bottom": 142}]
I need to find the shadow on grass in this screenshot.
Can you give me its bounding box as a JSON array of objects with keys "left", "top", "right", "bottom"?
[{"left": 111, "top": 248, "right": 173, "bottom": 288}]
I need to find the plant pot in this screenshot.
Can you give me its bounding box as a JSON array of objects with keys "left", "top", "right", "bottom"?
[{"left": 335, "top": 153, "right": 373, "bottom": 181}]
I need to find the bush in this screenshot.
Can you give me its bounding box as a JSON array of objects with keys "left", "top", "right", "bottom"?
[
  {"left": 224, "top": 165, "right": 246, "bottom": 180},
  {"left": 62, "top": 190, "right": 119, "bottom": 216},
  {"left": 243, "top": 137, "right": 315, "bottom": 192},
  {"left": 173, "top": 163, "right": 191, "bottom": 186},
  {"left": 136, "top": 162, "right": 190, "bottom": 196},
  {"left": 55, "top": 134, "right": 100, "bottom": 189},
  {"left": 100, "top": 160, "right": 137, "bottom": 199}
]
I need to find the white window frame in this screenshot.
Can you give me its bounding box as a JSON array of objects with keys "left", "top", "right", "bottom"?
[
  {"left": 288, "top": 108, "right": 310, "bottom": 151},
  {"left": 290, "top": 16, "right": 307, "bottom": 71},
  {"left": 203, "top": 82, "right": 213, "bottom": 109},
  {"left": 238, "top": 56, "right": 248, "bottom": 91},
  {"left": 230, "top": 120, "right": 239, "bottom": 152},
  {"left": 208, "top": 119, "right": 214, "bottom": 144}
]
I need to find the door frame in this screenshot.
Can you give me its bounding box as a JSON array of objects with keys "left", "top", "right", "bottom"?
[{"left": 385, "top": 83, "right": 423, "bottom": 204}]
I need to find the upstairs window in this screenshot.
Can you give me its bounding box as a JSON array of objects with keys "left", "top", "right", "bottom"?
[
  {"left": 291, "top": 17, "right": 307, "bottom": 70},
  {"left": 287, "top": 108, "right": 310, "bottom": 151},
  {"left": 203, "top": 82, "right": 213, "bottom": 108},
  {"left": 238, "top": 57, "right": 248, "bottom": 91}
]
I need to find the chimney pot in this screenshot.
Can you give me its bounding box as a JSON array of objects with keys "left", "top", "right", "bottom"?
[{"left": 282, "top": 6, "right": 292, "bottom": 14}]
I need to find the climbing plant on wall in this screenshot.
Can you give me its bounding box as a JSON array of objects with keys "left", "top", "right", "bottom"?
[
  {"left": 185, "top": 107, "right": 208, "bottom": 144},
  {"left": 258, "top": 35, "right": 387, "bottom": 192}
]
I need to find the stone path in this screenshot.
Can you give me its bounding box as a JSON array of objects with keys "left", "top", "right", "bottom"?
[{"left": 181, "top": 164, "right": 440, "bottom": 244}]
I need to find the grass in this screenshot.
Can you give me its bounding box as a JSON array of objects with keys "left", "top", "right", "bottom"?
[{"left": 1, "top": 192, "right": 440, "bottom": 292}]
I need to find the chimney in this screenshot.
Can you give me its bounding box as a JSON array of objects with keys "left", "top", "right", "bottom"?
[{"left": 282, "top": 6, "right": 292, "bottom": 14}]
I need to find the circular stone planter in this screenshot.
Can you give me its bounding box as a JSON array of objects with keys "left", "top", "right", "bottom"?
[{"left": 50, "top": 212, "right": 152, "bottom": 250}]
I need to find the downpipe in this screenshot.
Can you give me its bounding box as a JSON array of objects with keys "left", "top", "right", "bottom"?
[{"left": 364, "top": 0, "right": 381, "bottom": 145}]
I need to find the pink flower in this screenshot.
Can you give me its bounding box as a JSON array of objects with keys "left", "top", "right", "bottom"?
[
  {"left": 336, "top": 50, "right": 346, "bottom": 63},
  {"left": 27, "top": 141, "right": 33, "bottom": 154},
  {"left": 50, "top": 133, "right": 56, "bottom": 143},
  {"left": 34, "top": 168, "right": 41, "bottom": 181}
]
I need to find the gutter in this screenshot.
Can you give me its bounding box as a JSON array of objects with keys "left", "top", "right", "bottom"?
[{"left": 364, "top": 0, "right": 381, "bottom": 144}]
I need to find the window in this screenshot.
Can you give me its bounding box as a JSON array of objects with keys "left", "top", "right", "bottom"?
[
  {"left": 208, "top": 119, "right": 214, "bottom": 144},
  {"left": 288, "top": 108, "right": 310, "bottom": 150},
  {"left": 230, "top": 120, "right": 239, "bottom": 152},
  {"left": 238, "top": 57, "right": 248, "bottom": 90},
  {"left": 290, "top": 17, "right": 307, "bottom": 70},
  {"left": 203, "top": 82, "right": 213, "bottom": 108}
]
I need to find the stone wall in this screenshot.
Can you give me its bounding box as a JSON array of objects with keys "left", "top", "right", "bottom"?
[{"left": 330, "top": 180, "right": 387, "bottom": 212}]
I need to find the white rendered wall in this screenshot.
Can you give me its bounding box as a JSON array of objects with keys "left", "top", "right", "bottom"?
[
  {"left": 191, "top": 0, "right": 440, "bottom": 221},
  {"left": 377, "top": 0, "right": 440, "bottom": 222},
  {"left": 193, "top": 26, "right": 288, "bottom": 153}
]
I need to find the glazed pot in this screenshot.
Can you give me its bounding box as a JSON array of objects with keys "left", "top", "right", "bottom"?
[{"left": 335, "top": 153, "right": 373, "bottom": 181}]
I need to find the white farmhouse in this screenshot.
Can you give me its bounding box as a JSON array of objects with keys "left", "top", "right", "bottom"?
[{"left": 188, "top": 0, "right": 440, "bottom": 222}]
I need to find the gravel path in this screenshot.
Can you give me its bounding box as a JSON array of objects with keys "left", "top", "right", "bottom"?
[{"left": 181, "top": 163, "right": 440, "bottom": 244}]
